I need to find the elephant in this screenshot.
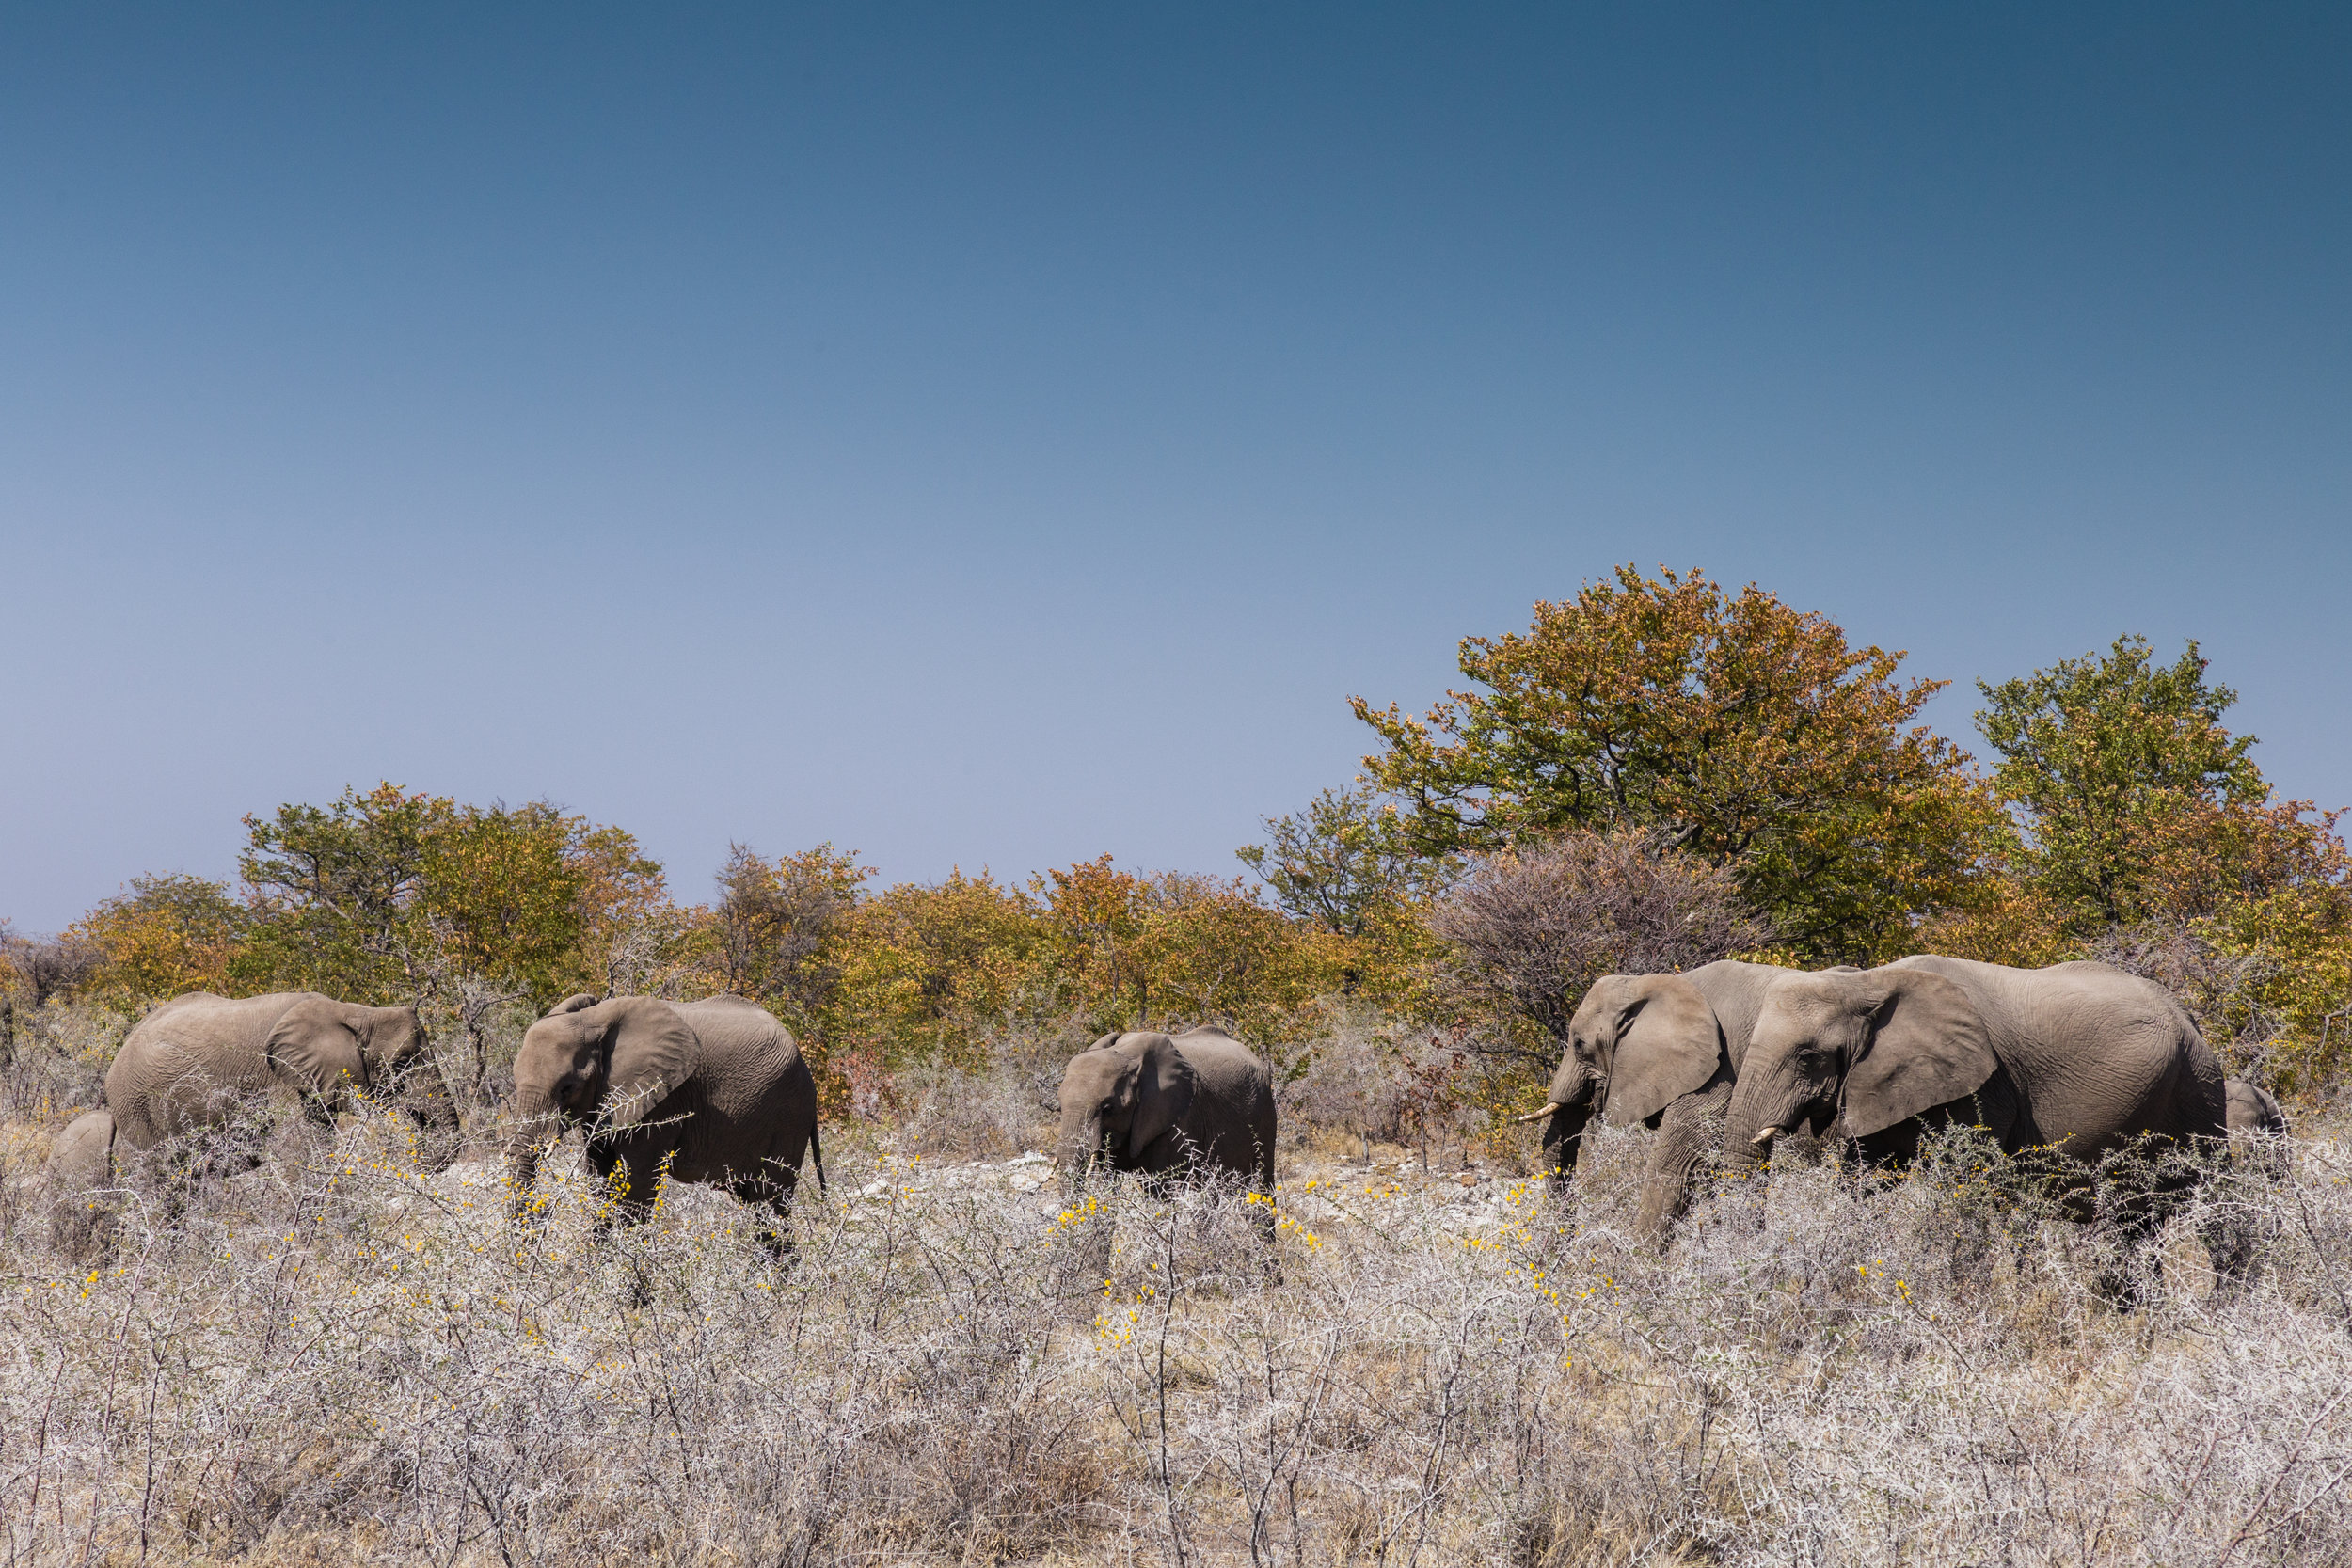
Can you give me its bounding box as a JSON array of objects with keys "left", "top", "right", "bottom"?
[
  {"left": 506, "top": 992, "right": 825, "bottom": 1259},
  {"left": 41, "top": 1108, "right": 118, "bottom": 1258},
  {"left": 1055, "top": 1026, "right": 1277, "bottom": 1209},
  {"left": 1724, "top": 956, "right": 2232, "bottom": 1289},
  {"left": 1518, "top": 960, "right": 1800, "bottom": 1241},
  {"left": 102, "top": 990, "right": 459, "bottom": 1169},
  {"left": 2224, "top": 1077, "right": 2290, "bottom": 1180}
]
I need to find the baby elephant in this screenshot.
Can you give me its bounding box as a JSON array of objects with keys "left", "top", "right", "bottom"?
[
  {"left": 1055, "top": 1026, "right": 1276, "bottom": 1201},
  {"left": 42, "top": 1109, "right": 119, "bottom": 1258},
  {"left": 110, "top": 990, "right": 457, "bottom": 1165},
  {"left": 2225, "top": 1077, "right": 2291, "bottom": 1180},
  {"left": 506, "top": 993, "right": 825, "bottom": 1256}
]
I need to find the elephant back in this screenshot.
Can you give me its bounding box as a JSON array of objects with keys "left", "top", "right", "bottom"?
[
  {"left": 1171, "top": 1026, "right": 1273, "bottom": 1107},
  {"left": 1887, "top": 956, "right": 2228, "bottom": 1153},
  {"left": 109, "top": 991, "right": 311, "bottom": 1148}
]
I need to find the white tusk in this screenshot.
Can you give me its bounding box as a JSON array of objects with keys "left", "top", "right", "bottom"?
[
  {"left": 1749, "top": 1125, "right": 1782, "bottom": 1147},
  {"left": 1512, "top": 1102, "right": 1562, "bottom": 1125}
]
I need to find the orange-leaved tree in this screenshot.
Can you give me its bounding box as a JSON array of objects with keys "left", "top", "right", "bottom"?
[{"left": 1352, "top": 565, "right": 1996, "bottom": 961}]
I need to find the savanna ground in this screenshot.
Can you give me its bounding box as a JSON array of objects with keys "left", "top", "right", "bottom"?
[{"left": 2, "top": 1008, "right": 2349, "bottom": 1567}]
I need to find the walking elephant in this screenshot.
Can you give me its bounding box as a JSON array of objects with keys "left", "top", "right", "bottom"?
[
  {"left": 505, "top": 993, "right": 825, "bottom": 1257},
  {"left": 103, "top": 990, "right": 459, "bottom": 1164},
  {"left": 1055, "top": 1026, "right": 1277, "bottom": 1202},
  {"left": 2225, "top": 1077, "right": 2290, "bottom": 1180},
  {"left": 1518, "top": 960, "right": 1800, "bottom": 1241},
  {"left": 1724, "top": 957, "right": 2231, "bottom": 1285}
]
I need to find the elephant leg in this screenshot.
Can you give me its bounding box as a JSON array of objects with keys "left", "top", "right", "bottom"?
[
  {"left": 732, "top": 1162, "right": 802, "bottom": 1267},
  {"left": 2197, "top": 1142, "right": 2266, "bottom": 1300},
  {"left": 587, "top": 1148, "right": 660, "bottom": 1238},
  {"left": 1633, "top": 1079, "right": 1732, "bottom": 1244}
]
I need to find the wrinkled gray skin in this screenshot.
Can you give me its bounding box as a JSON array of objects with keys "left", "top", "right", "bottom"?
[
  {"left": 1056, "top": 1027, "right": 1277, "bottom": 1216},
  {"left": 507, "top": 993, "right": 825, "bottom": 1258},
  {"left": 1541, "top": 960, "right": 1800, "bottom": 1241},
  {"left": 1725, "top": 957, "right": 2231, "bottom": 1279},
  {"left": 42, "top": 1108, "right": 118, "bottom": 1258},
  {"left": 103, "top": 990, "right": 458, "bottom": 1164},
  {"left": 2225, "top": 1077, "right": 2290, "bottom": 1180}
]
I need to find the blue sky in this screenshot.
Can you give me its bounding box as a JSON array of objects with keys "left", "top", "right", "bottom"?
[{"left": 4, "top": 3, "right": 2347, "bottom": 932}]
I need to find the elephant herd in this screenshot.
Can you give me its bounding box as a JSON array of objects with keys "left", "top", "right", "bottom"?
[
  {"left": 38, "top": 955, "right": 2292, "bottom": 1295},
  {"left": 1529, "top": 954, "right": 2290, "bottom": 1286},
  {"left": 37, "top": 989, "right": 1283, "bottom": 1263}
]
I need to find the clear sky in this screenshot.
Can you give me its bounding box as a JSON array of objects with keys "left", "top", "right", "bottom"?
[{"left": 4, "top": 3, "right": 2347, "bottom": 933}]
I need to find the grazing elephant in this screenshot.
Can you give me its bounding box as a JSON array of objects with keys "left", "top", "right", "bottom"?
[
  {"left": 42, "top": 1108, "right": 118, "bottom": 1257},
  {"left": 1518, "top": 960, "right": 1800, "bottom": 1240},
  {"left": 506, "top": 993, "right": 824, "bottom": 1257},
  {"left": 1056, "top": 1027, "right": 1277, "bottom": 1203},
  {"left": 2225, "top": 1077, "right": 2290, "bottom": 1180},
  {"left": 1724, "top": 957, "right": 2231, "bottom": 1283},
  {"left": 103, "top": 990, "right": 458, "bottom": 1164}
]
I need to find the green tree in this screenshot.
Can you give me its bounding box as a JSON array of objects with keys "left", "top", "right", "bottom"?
[
  {"left": 237, "top": 784, "right": 448, "bottom": 1000},
  {"left": 237, "top": 783, "right": 667, "bottom": 1008},
  {"left": 1237, "top": 786, "right": 1448, "bottom": 938},
  {"left": 1974, "top": 635, "right": 2318, "bottom": 928},
  {"left": 1966, "top": 635, "right": 2352, "bottom": 1087},
  {"left": 1352, "top": 565, "right": 1994, "bottom": 960}
]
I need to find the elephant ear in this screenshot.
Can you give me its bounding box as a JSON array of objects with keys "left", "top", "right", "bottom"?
[
  {"left": 596, "top": 998, "right": 699, "bottom": 1131},
  {"left": 1120, "top": 1035, "right": 1197, "bottom": 1156},
  {"left": 1602, "top": 974, "right": 1724, "bottom": 1127},
  {"left": 1843, "top": 971, "right": 1998, "bottom": 1138},
  {"left": 265, "top": 995, "right": 371, "bottom": 1102},
  {"left": 550, "top": 993, "right": 600, "bottom": 1016}
]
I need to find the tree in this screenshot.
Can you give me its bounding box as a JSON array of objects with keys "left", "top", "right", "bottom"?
[
  {"left": 1965, "top": 635, "right": 2352, "bottom": 1089},
  {"left": 1975, "top": 635, "right": 2343, "bottom": 928},
  {"left": 1030, "top": 858, "right": 1352, "bottom": 1044},
  {"left": 1236, "top": 786, "right": 1447, "bottom": 939},
  {"left": 828, "top": 868, "right": 1048, "bottom": 1069},
  {"left": 237, "top": 783, "right": 672, "bottom": 1009},
  {"left": 67, "top": 874, "right": 244, "bottom": 1004},
  {"left": 421, "top": 800, "right": 590, "bottom": 1006},
  {"left": 1, "top": 920, "right": 103, "bottom": 1055},
  {"left": 711, "top": 843, "right": 870, "bottom": 1026},
  {"left": 237, "top": 784, "right": 448, "bottom": 1001},
  {"left": 1353, "top": 565, "right": 1994, "bottom": 959}
]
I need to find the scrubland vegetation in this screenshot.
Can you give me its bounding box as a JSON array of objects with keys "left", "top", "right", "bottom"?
[
  {"left": 6, "top": 564, "right": 2351, "bottom": 1562},
  {"left": 0, "top": 1036, "right": 2346, "bottom": 1565}
]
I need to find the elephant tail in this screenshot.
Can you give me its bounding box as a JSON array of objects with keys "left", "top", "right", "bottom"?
[{"left": 808, "top": 1120, "right": 827, "bottom": 1198}]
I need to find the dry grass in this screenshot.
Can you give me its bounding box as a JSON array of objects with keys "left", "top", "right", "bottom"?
[{"left": 0, "top": 1037, "right": 2347, "bottom": 1565}]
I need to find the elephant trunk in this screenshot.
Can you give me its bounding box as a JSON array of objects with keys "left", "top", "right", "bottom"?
[
  {"left": 1723, "top": 1073, "right": 1813, "bottom": 1178},
  {"left": 1632, "top": 1079, "right": 1733, "bottom": 1243},
  {"left": 506, "top": 1085, "right": 564, "bottom": 1227},
  {"left": 1537, "top": 1059, "right": 1600, "bottom": 1187},
  {"left": 1056, "top": 1113, "right": 1109, "bottom": 1200}
]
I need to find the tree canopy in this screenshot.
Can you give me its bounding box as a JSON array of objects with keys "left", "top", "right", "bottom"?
[
  {"left": 1975, "top": 635, "right": 2342, "bottom": 929},
  {"left": 1351, "top": 564, "right": 1994, "bottom": 960}
]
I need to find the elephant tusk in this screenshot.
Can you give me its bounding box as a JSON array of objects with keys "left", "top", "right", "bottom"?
[
  {"left": 1749, "top": 1125, "right": 1781, "bottom": 1147},
  {"left": 1512, "top": 1102, "right": 1562, "bottom": 1125}
]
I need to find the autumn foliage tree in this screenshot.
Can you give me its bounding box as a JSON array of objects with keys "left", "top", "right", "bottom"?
[
  {"left": 1953, "top": 636, "right": 2352, "bottom": 1084},
  {"left": 66, "top": 874, "right": 245, "bottom": 1004},
  {"left": 1352, "top": 565, "right": 1994, "bottom": 961}
]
